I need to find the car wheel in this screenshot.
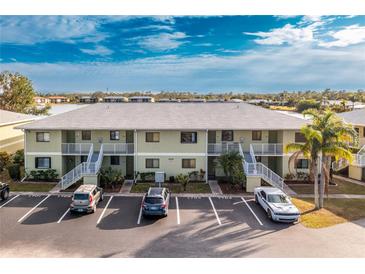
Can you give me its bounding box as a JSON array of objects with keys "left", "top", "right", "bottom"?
[
  {"left": 267, "top": 209, "right": 273, "bottom": 220},
  {"left": 255, "top": 195, "right": 259, "bottom": 204},
  {"left": 1, "top": 189, "right": 9, "bottom": 200},
  {"left": 100, "top": 193, "right": 104, "bottom": 202}
]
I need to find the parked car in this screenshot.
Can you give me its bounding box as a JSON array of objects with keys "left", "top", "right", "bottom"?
[
  {"left": 70, "top": 184, "right": 104, "bottom": 214},
  {"left": 142, "top": 187, "right": 170, "bottom": 217},
  {"left": 0, "top": 182, "right": 10, "bottom": 201},
  {"left": 254, "top": 187, "right": 300, "bottom": 223}
]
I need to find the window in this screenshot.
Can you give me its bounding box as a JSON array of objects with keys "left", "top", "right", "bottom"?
[
  {"left": 146, "top": 158, "right": 159, "bottom": 168},
  {"left": 255, "top": 156, "right": 262, "bottom": 162},
  {"left": 110, "top": 131, "right": 120, "bottom": 140},
  {"left": 110, "top": 156, "right": 120, "bottom": 165},
  {"left": 146, "top": 132, "right": 160, "bottom": 142},
  {"left": 35, "top": 157, "right": 51, "bottom": 169},
  {"left": 260, "top": 190, "right": 267, "bottom": 200},
  {"left": 181, "top": 132, "right": 197, "bottom": 143},
  {"left": 81, "top": 155, "right": 88, "bottom": 162},
  {"left": 296, "top": 159, "right": 309, "bottom": 169},
  {"left": 36, "top": 132, "right": 50, "bottom": 142},
  {"left": 295, "top": 132, "right": 306, "bottom": 143},
  {"left": 81, "top": 130, "right": 91, "bottom": 141},
  {"left": 252, "top": 131, "right": 262, "bottom": 141},
  {"left": 182, "top": 159, "right": 196, "bottom": 169},
  {"left": 222, "top": 130, "right": 234, "bottom": 141}
]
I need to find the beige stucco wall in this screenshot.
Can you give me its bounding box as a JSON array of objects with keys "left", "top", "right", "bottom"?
[
  {"left": 25, "top": 154, "right": 63, "bottom": 178},
  {"left": 246, "top": 176, "right": 262, "bottom": 192},
  {"left": 136, "top": 155, "right": 206, "bottom": 179},
  {"left": 101, "top": 156, "right": 127, "bottom": 175},
  {"left": 0, "top": 121, "right": 31, "bottom": 153},
  {"left": 349, "top": 165, "right": 363, "bottom": 181},
  {"left": 137, "top": 130, "right": 206, "bottom": 153},
  {"left": 26, "top": 130, "right": 62, "bottom": 153}
]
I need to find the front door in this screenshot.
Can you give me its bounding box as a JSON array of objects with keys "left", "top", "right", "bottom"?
[
  {"left": 126, "top": 156, "right": 134, "bottom": 179},
  {"left": 126, "top": 130, "right": 134, "bottom": 143},
  {"left": 66, "top": 156, "right": 76, "bottom": 173},
  {"left": 208, "top": 156, "right": 216, "bottom": 180},
  {"left": 66, "top": 130, "right": 76, "bottom": 143}
]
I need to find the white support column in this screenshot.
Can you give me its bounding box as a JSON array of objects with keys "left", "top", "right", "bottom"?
[{"left": 206, "top": 129, "right": 208, "bottom": 183}]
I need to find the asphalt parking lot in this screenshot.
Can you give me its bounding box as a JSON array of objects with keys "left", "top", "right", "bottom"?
[{"left": 1, "top": 193, "right": 365, "bottom": 257}]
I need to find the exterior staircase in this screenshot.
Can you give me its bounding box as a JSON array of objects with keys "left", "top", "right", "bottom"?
[
  {"left": 239, "top": 144, "right": 294, "bottom": 195},
  {"left": 58, "top": 144, "right": 104, "bottom": 190},
  {"left": 332, "top": 144, "right": 365, "bottom": 171}
]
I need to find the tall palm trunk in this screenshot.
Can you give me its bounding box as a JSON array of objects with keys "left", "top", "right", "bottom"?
[
  {"left": 319, "top": 156, "right": 326, "bottom": 208},
  {"left": 313, "top": 158, "right": 320, "bottom": 209}
]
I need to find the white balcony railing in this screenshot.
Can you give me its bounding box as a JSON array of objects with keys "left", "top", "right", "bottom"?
[
  {"left": 357, "top": 145, "right": 365, "bottom": 166},
  {"left": 250, "top": 143, "right": 284, "bottom": 155},
  {"left": 208, "top": 142, "right": 240, "bottom": 154},
  {"left": 103, "top": 143, "right": 134, "bottom": 155},
  {"left": 61, "top": 143, "right": 92, "bottom": 155}
]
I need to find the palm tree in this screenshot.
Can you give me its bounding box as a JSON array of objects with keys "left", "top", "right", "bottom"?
[
  {"left": 304, "top": 109, "right": 357, "bottom": 208},
  {"left": 285, "top": 126, "right": 322, "bottom": 208},
  {"left": 217, "top": 151, "right": 243, "bottom": 184}
]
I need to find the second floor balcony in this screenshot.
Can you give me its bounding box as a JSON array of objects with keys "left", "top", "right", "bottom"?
[
  {"left": 208, "top": 142, "right": 240, "bottom": 154},
  {"left": 61, "top": 143, "right": 134, "bottom": 155},
  {"left": 250, "top": 143, "right": 284, "bottom": 156}
]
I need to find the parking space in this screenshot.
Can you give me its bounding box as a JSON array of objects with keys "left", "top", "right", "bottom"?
[{"left": 0, "top": 193, "right": 296, "bottom": 257}]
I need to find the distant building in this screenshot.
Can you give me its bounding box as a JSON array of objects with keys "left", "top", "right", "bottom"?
[
  {"left": 180, "top": 98, "right": 206, "bottom": 103},
  {"left": 34, "top": 96, "right": 50, "bottom": 105},
  {"left": 103, "top": 96, "right": 129, "bottom": 103},
  {"left": 0, "top": 110, "right": 37, "bottom": 153},
  {"left": 79, "top": 96, "right": 98, "bottom": 104},
  {"left": 206, "top": 99, "right": 225, "bottom": 103},
  {"left": 158, "top": 98, "right": 181, "bottom": 103},
  {"left": 129, "top": 96, "right": 155, "bottom": 103},
  {"left": 48, "top": 96, "right": 70, "bottom": 104}
]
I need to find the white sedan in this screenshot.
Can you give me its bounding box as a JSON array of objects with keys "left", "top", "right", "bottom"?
[{"left": 254, "top": 187, "right": 300, "bottom": 223}]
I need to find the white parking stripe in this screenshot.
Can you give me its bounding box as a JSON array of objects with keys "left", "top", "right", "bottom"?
[
  {"left": 57, "top": 208, "right": 70, "bottom": 224},
  {"left": 0, "top": 194, "right": 20, "bottom": 208},
  {"left": 241, "top": 197, "right": 263, "bottom": 226},
  {"left": 96, "top": 196, "right": 113, "bottom": 225},
  {"left": 175, "top": 196, "right": 180, "bottom": 225},
  {"left": 137, "top": 197, "right": 144, "bottom": 225},
  {"left": 17, "top": 195, "right": 50, "bottom": 223},
  {"left": 208, "top": 197, "right": 221, "bottom": 225}
]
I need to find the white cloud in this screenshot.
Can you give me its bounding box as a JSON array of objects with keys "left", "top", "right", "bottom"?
[
  {"left": 80, "top": 45, "right": 113, "bottom": 56},
  {"left": 244, "top": 24, "right": 313, "bottom": 45},
  {"left": 136, "top": 32, "right": 187, "bottom": 51},
  {"left": 2, "top": 44, "right": 364, "bottom": 92},
  {"left": 318, "top": 25, "right": 365, "bottom": 48}
]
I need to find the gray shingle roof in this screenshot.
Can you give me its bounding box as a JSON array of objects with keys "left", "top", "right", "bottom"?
[
  {"left": 339, "top": 108, "right": 365, "bottom": 126},
  {"left": 17, "top": 103, "right": 307, "bottom": 130},
  {"left": 0, "top": 109, "right": 37, "bottom": 126}
]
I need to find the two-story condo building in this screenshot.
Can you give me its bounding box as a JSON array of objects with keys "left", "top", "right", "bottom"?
[
  {"left": 17, "top": 103, "right": 309, "bottom": 192},
  {"left": 339, "top": 108, "right": 365, "bottom": 181}
]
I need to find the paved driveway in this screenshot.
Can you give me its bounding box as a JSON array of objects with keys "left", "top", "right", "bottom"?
[{"left": 0, "top": 194, "right": 364, "bottom": 257}]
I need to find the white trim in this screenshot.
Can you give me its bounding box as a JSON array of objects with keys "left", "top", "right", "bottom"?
[
  {"left": 175, "top": 196, "right": 180, "bottom": 225},
  {"left": 137, "top": 152, "right": 206, "bottom": 156},
  {"left": 26, "top": 152, "right": 62, "bottom": 156},
  {"left": 205, "top": 129, "right": 208, "bottom": 183},
  {"left": 0, "top": 139, "right": 23, "bottom": 149}
]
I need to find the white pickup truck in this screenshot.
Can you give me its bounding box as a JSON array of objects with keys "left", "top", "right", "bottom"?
[{"left": 254, "top": 187, "right": 300, "bottom": 223}]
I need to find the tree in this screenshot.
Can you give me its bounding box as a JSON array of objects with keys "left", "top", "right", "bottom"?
[
  {"left": 217, "top": 151, "right": 243, "bottom": 184},
  {"left": 285, "top": 126, "right": 322, "bottom": 208},
  {"left": 296, "top": 99, "right": 320, "bottom": 113},
  {"left": 0, "top": 71, "right": 48, "bottom": 115},
  {"left": 304, "top": 109, "right": 357, "bottom": 208},
  {"left": 176, "top": 174, "right": 189, "bottom": 191}
]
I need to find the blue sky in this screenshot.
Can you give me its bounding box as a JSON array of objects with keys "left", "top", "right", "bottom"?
[{"left": 0, "top": 15, "right": 364, "bottom": 93}]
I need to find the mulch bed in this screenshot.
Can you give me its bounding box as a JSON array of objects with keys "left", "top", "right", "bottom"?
[{"left": 218, "top": 181, "right": 247, "bottom": 194}]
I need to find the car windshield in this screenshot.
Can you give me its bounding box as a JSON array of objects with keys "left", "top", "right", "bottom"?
[
  {"left": 73, "top": 193, "right": 89, "bottom": 200},
  {"left": 144, "top": 197, "right": 163, "bottom": 204},
  {"left": 268, "top": 194, "right": 290, "bottom": 203}
]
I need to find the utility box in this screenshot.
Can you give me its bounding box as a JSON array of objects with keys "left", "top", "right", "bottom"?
[{"left": 155, "top": 171, "right": 165, "bottom": 187}]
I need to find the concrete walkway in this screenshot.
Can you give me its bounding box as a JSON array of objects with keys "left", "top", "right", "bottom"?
[
  {"left": 119, "top": 180, "right": 134, "bottom": 194},
  {"left": 208, "top": 180, "right": 223, "bottom": 195},
  {"left": 333, "top": 174, "right": 365, "bottom": 187},
  {"left": 296, "top": 193, "right": 365, "bottom": 199}
]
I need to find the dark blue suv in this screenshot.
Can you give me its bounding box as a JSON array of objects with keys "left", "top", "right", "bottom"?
[{"left": 142, "top": 187, "right": 170, "bottom": 217}]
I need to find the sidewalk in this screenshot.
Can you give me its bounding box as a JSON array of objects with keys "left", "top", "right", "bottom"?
[
  {"left": 333, "top": 175, "right": 365, "bottom": 187},
  {"left": 119, "top": 180, "right": 133, "bottom": 194},
  {"left": 208, "top": 180, "right": 223, "bottom": 195},
  {"left": 295, "top": 194, "right": 365, "bottom": 199}
]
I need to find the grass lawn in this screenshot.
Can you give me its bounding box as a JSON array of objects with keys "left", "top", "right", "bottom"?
[
  {"left": 131, "top": 182, "right": 211, "bottom": 193},
  {"left": 269, "top": 106, "right": 296, "bottom": 111},
  {"left": 292, "top": 198, "right": 365, "bottom": 228},
  {"left": 1, "top": 170, "right": 56, "bottom": 192},
  {"left": 288, "top": 178, "right": 365, "bottom": 195}
]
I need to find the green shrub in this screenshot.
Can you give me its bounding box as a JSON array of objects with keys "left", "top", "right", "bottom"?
[
  {"left": 296, "top": 99, "right": 320, "bottom": 113},
  {"left": 12, "top": 149, "right": 24, "bottom": 165},
  {"left": 139, "top": 172, "right": 155, "bottom": 182},
  {"left": 176, "top": 173, "right": 189, "bottom": 191},
  {"left": 0, "top": 151, "right": 11, "bottom": 171},
  {"left": 7, "top": 164, "right": 21, "bottom": 180},
  {"left": 100, "top": 167, "right": 124, "bottom": 189},
  {"left": 29, "top": 169, "right": 59, "bottom": 181}
]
